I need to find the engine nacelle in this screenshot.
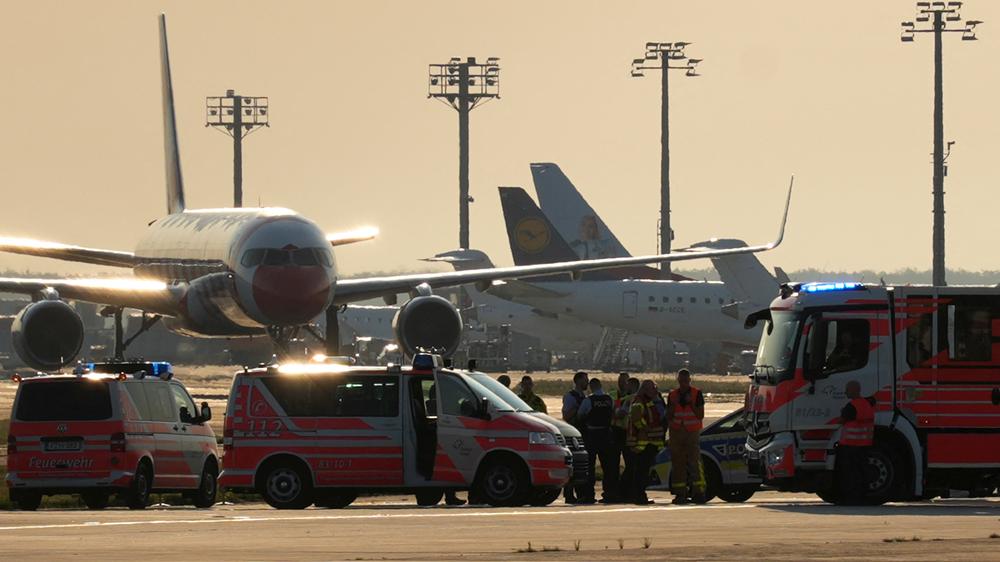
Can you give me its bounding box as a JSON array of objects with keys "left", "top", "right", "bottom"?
[
  {"left": 11, "top": 300, "right": 85, "bottom": 371},
  {"left": 392, "top": 295, "right": 463, "bottom": 358}
]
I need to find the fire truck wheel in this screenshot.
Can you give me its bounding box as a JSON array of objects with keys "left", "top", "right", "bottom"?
[
  {"left": 193, "top": 462, "right": 219, "bottom": 508},
  {"left": 415, "top": 489, "right": 444, "bottom": 506},
  {"left": 12, "top": 490, "right": 42, "bottom": 511},
  {"left": 314, "top": 489, "right": 357, "bottom": 509},
  {"left": 860, "top": 446, "right": 896, "bottom": 506},
  {"left": 719, "top": 484, "right": 759, "bottom": 503},
  {"left": 476, "top": 456, "right": 530, "bottom": 507},
  {"left": 126, "top": 462, "right": 153, "bottom": 510},
  {"left": 528, "top": 487, "right": 561, "bottom": 506},
  {"left": 81, "top": 490, "right": 110, "bottom": 510},
  {"left": 260, "top": 460, "right": 313, "bottom": 510}
]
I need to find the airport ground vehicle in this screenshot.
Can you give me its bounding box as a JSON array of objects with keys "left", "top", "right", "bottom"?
[
  {"left": 649, "top": 407, "right": 761, "bottom": 502},
  {"left": 5, "top": 362, "right": 218, "bottom": 511},
  {"left": 219, "top": 354, "right": 574, "bottom": 509},
  {"left": 745, "top": 282, "right": 1000, "bottom": 504}
]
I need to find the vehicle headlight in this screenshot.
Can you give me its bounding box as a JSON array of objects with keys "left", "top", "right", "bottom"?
[
  {"left": 529, "top": 432, "right": 557, "bottom": 445},
  {"left": 766, "top": 449, "right": 785, "bottom": 466}
]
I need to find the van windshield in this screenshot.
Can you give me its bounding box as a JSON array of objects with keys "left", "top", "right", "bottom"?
[
  {"left": 461, "top": 375, "right": 516, "bottom": 412},
  {"left": 469, "top": 373, "right": 533, "bottom": 412},
  {"left": 16, "top": 380, "right": 112, "bottom": 421}
]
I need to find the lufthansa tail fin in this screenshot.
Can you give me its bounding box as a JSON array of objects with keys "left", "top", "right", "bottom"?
[
  {"left": 499, "top": 186, "right": 581, "bottom": 267},
  {"left": 159, "top": 14, "right": 185, "bottom": 215}
]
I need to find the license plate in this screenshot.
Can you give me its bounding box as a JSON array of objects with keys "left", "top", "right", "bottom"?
[{"left": 44, "top": 440, "right": 82, "bottom": 452}]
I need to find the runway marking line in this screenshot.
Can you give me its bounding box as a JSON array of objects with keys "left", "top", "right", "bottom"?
[{"left": 0, "top": 503, "right": 753, "bottom": 532}]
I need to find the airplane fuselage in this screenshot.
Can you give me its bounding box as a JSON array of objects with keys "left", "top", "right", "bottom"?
[
  {"left": 497, "top": 278, "right": 761, "bottom": 347},
  {"left": 131, "top": 207, "right": 337, "bottom": 335}
]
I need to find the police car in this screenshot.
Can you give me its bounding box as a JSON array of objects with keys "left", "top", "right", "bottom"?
[
  {"left": 6, "top": 362, "right": 219, "bottom": 510},
  {"left": 648, "top": 407, "right": 761, "bottom": 502}
]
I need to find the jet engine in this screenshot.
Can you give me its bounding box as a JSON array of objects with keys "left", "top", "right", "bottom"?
[
  {"left": 392, "top": 294, "right": 463, "bottom": 358},
  {"left": 11, "top": 300, "right": 85, "bottom": 371}
]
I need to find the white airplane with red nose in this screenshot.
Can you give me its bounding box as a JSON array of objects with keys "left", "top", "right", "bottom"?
[{"left": 0, "top": 15, "right": 789, "bottom": 371}]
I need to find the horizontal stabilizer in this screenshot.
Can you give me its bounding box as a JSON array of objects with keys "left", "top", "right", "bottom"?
[{"left": 486, "top": 279, "right": 569, "bottom": 300}]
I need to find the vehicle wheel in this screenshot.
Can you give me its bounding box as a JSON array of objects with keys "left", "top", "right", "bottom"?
[
  {"left": 528, "top": 487, "right": 561, "bottom": 507},
  {"left": 817, "top": 486, "right": 840, "bottom": 504},
  {"left": 12, "top": 490, "right": 42, "bottom": 511},
  {"left": 415, "top": 489, "right": 444, "bottom": 506},
  {"left": 720, "top": 484, "right": 759, "bottom": 503},
  {"left": 859, "top": 446, "right": 896, "bottom": 506},
  {"left": 700, "top": 459, "right": 721, "bottom": 503},
  {"left": 314, "top": 489, "right": 357, "bottom": 509},
  {"left": 475, "top": 457, "right": 529, "bottom": 507},
  {"left": 192, "top": 462, "right": 218, "bottom": 508},
  {"left": 260, "top": 461, "right": 313, "bottom": 509},
  {"left": 126, "top": 462, "right": 153, "bottom": 510},
  {"left": 81, "top": 490, "right": 110, "bottom": 510}
]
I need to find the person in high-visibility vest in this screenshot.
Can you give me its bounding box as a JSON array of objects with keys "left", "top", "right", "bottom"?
[
  {"left": 666, "top": 369, "right": 706, "bottom": 504},
  {"left": 627, "top": 379, "right": 665, "bottom": 505},
  {"left": 615, "top": 376, "right": 640, "bottom": 503},
  {"left": 837, "top": 380, "right": 875, "bottom": 504}
]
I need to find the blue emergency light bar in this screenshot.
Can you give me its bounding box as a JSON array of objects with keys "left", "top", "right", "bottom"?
[
  {"left": 85, "top": 361, "right": 173, "bottom": 378},
  {"left": 801, "top": 282, "right": 865, "bottom": 293}
]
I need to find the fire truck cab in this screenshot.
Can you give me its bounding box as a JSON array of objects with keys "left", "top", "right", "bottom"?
[
  {"left": 219, "top": 354, "right": 573, "bottom": 509},
  {"left": 745, "top": 282, "right": 1000, "bottom": 504}
]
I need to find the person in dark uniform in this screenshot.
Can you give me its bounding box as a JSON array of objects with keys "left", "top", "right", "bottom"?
[
  {"left": 577, "top": 378, "right": 620, "bottom": 503},
  {"left": 561, "top": 371, "right": 590, "bottom": 504}
]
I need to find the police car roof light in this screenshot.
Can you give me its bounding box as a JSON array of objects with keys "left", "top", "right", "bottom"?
[
  {"left": 801, "top": 282, "right": 864, "bottom": 293},
  {"left": 412, "top": 353, "right": 441, "bottom": 370}
]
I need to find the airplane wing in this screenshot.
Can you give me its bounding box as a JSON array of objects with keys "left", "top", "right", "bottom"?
[
  {"left": 327, "top": 227, "right": 379, "bottom": 247},
  {"left": 0, "top": 278, "right": 178, "bottom": 315},
  {"left": 0, "top": 237, "right": 137, "bottom": 268},
  {"left": 333, "top": 180, "right": 792, "bottom": 304}
]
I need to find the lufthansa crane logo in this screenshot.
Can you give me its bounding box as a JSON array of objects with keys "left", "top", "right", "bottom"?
[{"left": 514, "top": 217, "right": 550, "bottom": 254}]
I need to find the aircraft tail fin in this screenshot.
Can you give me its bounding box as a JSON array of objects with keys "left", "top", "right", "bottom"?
[
  {"left": 423, "top": 249, "right": 497, "bottom": 271},
  {"left": 774, "top": 266, "right": 791, "bottom": 285},
  {"left": 498, "top": 186, "right": 581, "bottom": 266},
  {"left": 690, "top": 238, "right": 778, "bottom": 308},
  {"left": 531, "top": 162, "right": 632, "bottom": 258},
  {"left": 159, "top": 14, "right": 185, "bottom": 215}
]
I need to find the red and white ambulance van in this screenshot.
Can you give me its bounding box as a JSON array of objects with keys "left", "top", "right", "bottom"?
[
  {"left": 745, "top": 283, "right": 1000, "bottom": 504},
  {"left": 219, "top": 354, "right": 574, "bottom": 508},
  {"left": 6, "top": 362, "right": 219, "bottom": 510}
]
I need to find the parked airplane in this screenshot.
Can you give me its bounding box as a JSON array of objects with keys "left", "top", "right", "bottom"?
[
  {"left": 0, "top": 15, "right": 784, "bottom": 371},
  {"left": 492, "top": 185, "right": 790, "bottom": 354}
]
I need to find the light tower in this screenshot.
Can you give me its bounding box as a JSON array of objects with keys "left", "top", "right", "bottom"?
[
  {"left": 428, "top": 57, "right": 501, "bottom": 249},
  {"left": 206, "top": 90, "right": 269, "bottom": 207},
  {"left": 631, "top": 43, "right": 701, "bottom": 279},
  {"left": 901, "top": 2, "right": 981, "bottom": 286}
]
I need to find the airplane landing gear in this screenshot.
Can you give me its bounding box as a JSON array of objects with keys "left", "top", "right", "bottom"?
[{"left": 101, "top": 307, "right": 161, "bottom": 360}]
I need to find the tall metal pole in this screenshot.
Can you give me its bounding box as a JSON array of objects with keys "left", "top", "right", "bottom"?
[
  {"left": 932, "top": 12, "right": 945, "bottom": 286},
  {"left": 233, "top": 94, "right": 244, "bottom": 208},
  {"left": 458, "top": 64, "right": 471, "bottom": 250},
  {"left": 660, "top": 53, "right": 671, "bottom": 278}
]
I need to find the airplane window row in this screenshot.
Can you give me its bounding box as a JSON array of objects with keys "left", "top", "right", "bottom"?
[
  {"left": 240, "top": 247, "right": 334, "bottom": 268},
  {"left": 646, "top": 295, "right": 735, "bottom": 305}
]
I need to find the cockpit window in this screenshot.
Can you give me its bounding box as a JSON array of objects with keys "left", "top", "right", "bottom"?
[
  {"left": 241, "top": 248, "right": 266, "bottom": 267},
  {"left": 242, "top": 247, "right": 333, "bottom": 268},
  {"left": 292, "top": 248, "right": 319, "bottom": 266}
]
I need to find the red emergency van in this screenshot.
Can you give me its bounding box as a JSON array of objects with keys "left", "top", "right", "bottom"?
[
  {"left": 219, "top": 354, "right": 573, "bottom": 508},
  {"left": 6, "top": 362, "right": 219, "bottom": 510}
]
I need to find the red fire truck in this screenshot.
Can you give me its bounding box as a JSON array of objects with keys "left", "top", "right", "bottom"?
[
  {"left": 745, "top": 282, "right": 1000, "bottom": 504},
  {"left": 219, "top": 354, "right": 573, "bottom": 509}
]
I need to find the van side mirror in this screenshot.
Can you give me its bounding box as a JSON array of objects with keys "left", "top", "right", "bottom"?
[{"left": 199, "top": 402, "right": 212, "bottom": 423}]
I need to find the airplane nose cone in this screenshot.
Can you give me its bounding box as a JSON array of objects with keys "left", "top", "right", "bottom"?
[{"left": 252, "top": 266, "right": 332, "bottom": 325}]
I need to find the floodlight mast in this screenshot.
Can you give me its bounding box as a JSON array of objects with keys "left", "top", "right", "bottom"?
[
  {"left": 631, "top": 43, "right": 701, "bottom": 279},
  {"left": 428, "top": 57, "right": 501, "bottom": 249},
  {"left": 901, "top": 2, "right": 981, "bottom": 286},
  {"left": 206, "top": 90, "right": 270, "bottom": 207}
]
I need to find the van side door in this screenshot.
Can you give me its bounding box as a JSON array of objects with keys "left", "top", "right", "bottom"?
[
  {"left": 144, "top": 382, "right": 184, "bottom": 489},
  {"left": 169, "top": 383, "right": 207, "bottom": 489},
  {"left": 433, "top": 372, "right": 484, "bottom": 485}
]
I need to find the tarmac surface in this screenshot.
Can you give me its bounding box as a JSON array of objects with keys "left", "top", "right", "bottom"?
[{"left": 1, "top": 492, "right": 999, "bottom": 561}]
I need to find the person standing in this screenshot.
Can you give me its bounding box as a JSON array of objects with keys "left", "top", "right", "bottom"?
[
  {"left": 577, "top": 378, "right": 619, "bottom": 503},
  {"left": 562, "top": 371, "right": 590, "bottom": 504},
  {"left": 666, "top": 369, "right": 706, "bottom": 504},
  {"left": 837, "top": 380, "right": 875, "bottom": 504},
  {"left": 518, "top": 375, "right": 547, "bottom": 413},
  {"left": 628, "top": 379, "right": 665, "bottom": 505},
  {"left": 617, "top": 376, "right": 640, "bottom": 502}
]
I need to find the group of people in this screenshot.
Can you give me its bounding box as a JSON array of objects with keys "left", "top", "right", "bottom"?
[{"left": 561, "top": 369, "right": 706, "bottom": 505}]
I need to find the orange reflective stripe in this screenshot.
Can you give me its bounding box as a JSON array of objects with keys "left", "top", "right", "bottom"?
[{"left": 668, "top": 387, "right": 703, "bottom": 431}]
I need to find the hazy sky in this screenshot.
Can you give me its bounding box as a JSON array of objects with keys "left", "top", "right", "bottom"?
[{"left": 1, "top": 0, "right": 999, "bottom": 277}]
